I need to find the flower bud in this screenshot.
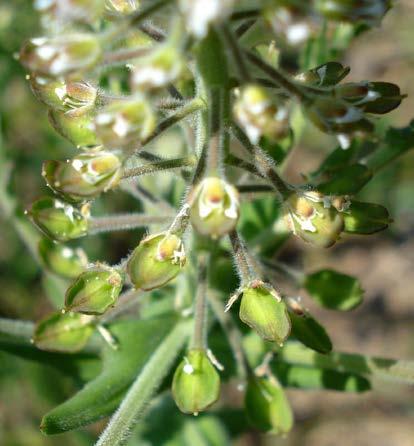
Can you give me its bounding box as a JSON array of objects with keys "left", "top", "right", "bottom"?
[
  {"left": 38, "top": 238, "right": 88, "bottom": 279},
  {"left": 33, "top": 311, "right": 95, "bottom": 352},
  {"left": 105, "top": 0, "right": 140, "bottom": 15},
  {"left": 49, "top": 109, "right": 100, "bottom": 148},
  {"left": 305, "top": 97, "right": 374, "bottom": 135},
  {"left": 127, "top": 232, "right": 186, "bottom": 291},
  {"left": 131, "top": 46, "right": 185, "bottom": 90},
  {"left": 29, "top": 197, "right": 88, "bottom": 242},
  {"left": 35, "top": 0, "right": 104, "bottom": 26},
  {"left": 65, "top": 267, "right": 123, "bottom": 315},
  {"left": 189, "top": 177, "right": 240, "bottom": 239},
  {"left": 94, "top": 97, "right": 156, "bottom": 149},
  {"left": 42, "top": 150, "right": 122, "bottom": 202},
  {"left": 284, "top": 191, "right": 345, "bottom": 248},
  {"left": 315, "top": 0, "right": 391, "bottom": 26},
  {"left": 20, "top": 34, "right": 102, "bottom": 77},
  {"left": 335, "top": 81, "right": 403, "bottom": 115},
  {"left": 179, "top": 0, "right": 235, "bottom": 38},
  {"left": 172, "top": 349, "right": 220, "bottom": 415},
  {"left": 233, "top": 85, "right": 289, "bottom": 144},
  {"left": 239, "top": 281, "right": 291, "bottom": 344},
  {"left": 245, "top": 377, "right": 293, "bottom": 434}
]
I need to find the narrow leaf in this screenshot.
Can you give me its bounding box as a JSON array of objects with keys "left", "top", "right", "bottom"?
[{"left": 289, "top": 312, "right": 332, "bottom": 354}]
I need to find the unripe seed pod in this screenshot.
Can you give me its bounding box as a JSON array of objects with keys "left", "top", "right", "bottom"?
[
  {"left": 127, "top": 232, "right": 186, "bottom": 291},
  {"left": 172, "top": 349, "right": 220, "bottom": 415},
  {"left": 20, "top": 34, "right": 102, "bottom": 77},
  {"left": 305, "top": 97, "right": 374, "bottom": 135},
  {"left": 315, "top": 0, "right": 391, "bottom": 26},
  {"left": 94, "top": 97, "right": 156, "bottom": 149},
  {"left": 233, "top": 85, "right": 289, "bottom": 144},
  {"left": 131, "top": 46, "right": 185, "bottom": 90},
  {"left": 65, "top": 267, "right": 123, "bottom": 315},
  {"left": 38, "top": 238, "right": 88, "bottom": 279},
  {"left": 179, "top": 0, "right": 235, "bottom": 38},
  {"left": 284, "top": 191, "right": 344, "bottom": 248},
  {"left": 33, "top": 311, "right": 95, "bottom": 353},
  {"left": 29, "top": 197, "right": 88, "bottom": 242},
  {"left": 189, "top": 177, "right": 240, "bottom": 239},
  {"left": 295, "top": 62, "right": 350, "bottom": 87},
  {"left": 239, "top": 281, "right": 291, "bottom": 344},
  {"left": 105, "top": 0, "right": 140, "bottom": 15},
  {"left": 335, "top": 81, "right": 403, "bottom": 115},
  {"left": 245, "top": 377, "right": 293, "bottom": 434},
  {"left": 49, "top": 109, "right": 100, "bottom": 148},
  {"left": 42, "top": 150, "right": 122, "bottom": 202}
]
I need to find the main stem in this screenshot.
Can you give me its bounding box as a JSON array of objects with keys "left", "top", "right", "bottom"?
[
  {"left": 88, "top": 214, "right": 173, "bottom": 234},
  {"left": 96, "top": 320, "right": 191, "bottom": 446}
]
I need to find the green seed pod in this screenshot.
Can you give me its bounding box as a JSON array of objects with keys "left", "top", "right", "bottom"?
[
  {"left": 172, "top": 349, "right": 221, "bottom": 415},
  {"left": 284, "top": 191, "right": 345, "bottom": 248},
  {"left": 295, "top": 62, "right": 350, "bottom": 87},
  {"left": 245, "top": 377, "right": 293, "bottom": 434},
  {"left": 94, "top": 97, "right": 156, "bottom": 150},
  {"left": 233, "top": 84, "right": 289, "bottom": 144},
  {"left": 189, "top": 177, "right": 240, "bottom": 239},
  {"left": 105, "top": 0, "right": 140, "bottom": 15},
  {"left": 38, "top": 238, "right": 88, "bottom": 279},
  {"left": 49, "top": 109, "right": 100, "bottom": 148},
  {"left": 179, "top": 0, "right": 235, "bottom": 38},
  {"left": 335, "top": 81, "right": 404, "bottom": 115},
  {"left": 33, "top": 311, "right": 95, "bottom": 353},
  {"left": 20, "top": 34, "right": 102, "bottom": 77},
  {"left": 305, "top": 97, "right": 374, "bottom": 135},
  {"left": 315, "top": 0, "right": 391, "bottom": 26},
  {"left": 42, "top": 150, "right": 122, "bottom": 203},
  {"left": 131, "top": 45, "right": 185, "bottom": 90},
  {"left": 127, "top": 232, "right": 186, "bottom": 291},
  {"left": 65, "top": 266, "right": 123, "bottom": 315},
  {"left": 239, "top": 281, "right": 291, "bottom": 344},
  {"left": 29, "top": 197, "right": 88, "bottom": 242}
]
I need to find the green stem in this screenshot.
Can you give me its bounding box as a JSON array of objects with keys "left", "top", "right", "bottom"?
[
  {"left": 207, "top": 292, "right": 249, "bottom": 381},
  {"left": 244, "top": 50, "right": 309, "bottom": 102},
  {"left": 141, "top": 98, "right": 205, "bottom": 147},
  {"left": 88, "top": 214, "right": 173, "bottom": 234},
  {"left": 122, "top": 156, "right": 197, "bottom": 180},
  {"left": 191, "top": 255, "right": 209, "bottom": 350},
  {"left": 96, "top": 320, "right": 192, "bottom": 446},
  {"left": 103, "top": 47, "right": 150, "bottom": 64},
  {"left": 237, "top": 184, "right": 273, "bottom": 194},
  {"left": 232, "top": 123, "right": 291, "bottom": 199},
  {"left": 219, "top": 24, "right": 251, "bottom": 82},
  {"left": 130, "top": 0, "right": 172, "bottom": 27},
  {"left": 229, "top": 231, "right": 254, "bottom": 284},
  {"left": 230, "top": 9, "right": 261, "bottom": 21},
  {"left": 279, "top": 342, "right": 414, "bottom": 385},
  {"left": 226, "top": 154, "right": 265, "bottom": 179}
]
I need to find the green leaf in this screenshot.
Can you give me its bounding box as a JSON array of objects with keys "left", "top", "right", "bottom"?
[
  {"left": 343, "top": 201, "right": 391, "bottom": 234},
  {"left": 289, "top": 311, "right": 332, "bottom": 354},
  {"left": 41, "top": 315, "right": 179, "bottom": 434},
  {"left": 366, "top": 120, "right": 414, "bottom": 171},
  {"left": 273, "top": 362, "right": 371, "bottom": 392},
  {"left": 304, "top": 269, "right": 364, "bottom": 311},
  {"left": 279, "top": 342, "right": 414, "bottom": 385},
  {"left": 317, "top": 164, "right": 372, "bottom": 194}
]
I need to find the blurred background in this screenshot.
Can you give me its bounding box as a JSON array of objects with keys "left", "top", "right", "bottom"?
[{"left": 0, "top": 1, "right": 413, "bottom": 445}]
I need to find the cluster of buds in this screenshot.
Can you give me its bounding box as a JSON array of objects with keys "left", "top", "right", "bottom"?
[{"left": 20, "top": 0, "right": 400, "bottom": 434}]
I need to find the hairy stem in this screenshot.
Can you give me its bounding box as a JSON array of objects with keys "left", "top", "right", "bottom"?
[
  {"left": 244, "top": 50, "right": 309, "bottom": 101},
  {"left": 96, "top": 320, "right": 192, "bottom": 446},
  {"left": 220, "top": 24, "right": 251, "bottom": 82},
  {"left": 141, "top": 98, "right": 205, "bottom": 147},
  {"left": 88, "top": 214, "right": 173, "bottom": 234},
  {"left": 229, "top": 231, "right": 254, "bottom": 284},
  {"left": 191, "top": 255, "right": 209, "bottom": 350},
  {"left": 207, "top": 292, "right": 249, "bottom": 381},
  {"left": 122, "top": 156, "right": 197, "bottom": 180}
]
